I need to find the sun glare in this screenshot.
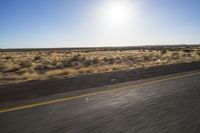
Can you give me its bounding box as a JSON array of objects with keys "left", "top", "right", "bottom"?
[{"left": 101, "top": 1, "right": 132, "bottom": 27}]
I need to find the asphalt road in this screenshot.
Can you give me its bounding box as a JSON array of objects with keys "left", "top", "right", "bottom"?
[{"left": 1, "top": 71, "right": 200, "bottom": 133}]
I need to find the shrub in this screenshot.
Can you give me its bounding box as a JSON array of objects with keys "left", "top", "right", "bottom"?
[
  {"left": 69, "top": 54, "right": 82, "bottom": 62},
  {"left": 0, "top": 65, "right": 6, "bottom": 72},
  {"left": 197, "top": 51, "right": 200, "bottom": 56},
  {"left": 4, "top": 65, "right": 21, "bottom": 72},
  {"left": 56, "top": 62, "right": 64, "bottom": 69},
  {"left": 84, "top": 58, "right": 99, "bottom": 66},
  {"left": 103, "top": 57, "right": 114, "bottom": 64},
  {"left": 33, "top": 64, "right": 48, "bottom": 70},
  {"left": 33, "top": 56, "right": 41, "bottom": 61},
  {"left": 160, "top": 50, "right": 167, "bottom": 55},
  {"left": 3, "top": 56, "right": 12, "bottom": 60},
  {"left": 143, "top": 56, "right": 151, "bottom": 61},
  {"left": 20, "top": 61, "right": 32, "bottom": 68},
  {"left": 183, "top": 49, "right": 191, "bottom": 53},
  {"left": 171, "top": 52, "right": 179, "bottom": 59}
]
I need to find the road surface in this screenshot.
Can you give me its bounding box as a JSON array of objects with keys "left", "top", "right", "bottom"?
[{"left": 0, "top": 71, "right": 200, "bottom": 133}]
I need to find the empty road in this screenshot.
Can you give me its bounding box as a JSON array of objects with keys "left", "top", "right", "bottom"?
[{"left": 1, "top": 71, "right": 200, "bottom": 133}]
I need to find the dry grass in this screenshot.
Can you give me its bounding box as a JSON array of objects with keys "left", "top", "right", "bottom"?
[{"left": 0, "top": 46, "right": 200, "bottom": 84}]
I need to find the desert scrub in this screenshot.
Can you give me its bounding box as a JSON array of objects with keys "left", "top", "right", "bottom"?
[
  {"left": 197, "top": 51, "right": 200, "bottom": 56},
  {"left": 103, "top": 57, "right": 115, "bottom": 64},
  {"left": 19, "top": 61, "right": 32, "bottom": 68},
  {"left": 3, "top": 64, "right": 21, "bottom": 72},
  {"left": 2, "top": 55, "right": 13, "bottom": 60},
  {"left": 0, "top": 46, "right": 200, "bottom": 84},
  {"left": 171, "top": 52, "right": 180, "bottom": 60},
  {"left": 83, "top": 57, "right": 99, "bottom": 67},
  {"left": 160, "top": 50, "right": 167, "bottom": 55},
  {"left": 0, "top": 64, "right": 6, "bottom": 72},
  {"left": 33, "top": 56, "right": 42, "bottom": 61}
]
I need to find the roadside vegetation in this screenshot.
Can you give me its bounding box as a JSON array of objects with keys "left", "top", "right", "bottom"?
[{"left": 0, "top": 46, "right": 200, "bottom": 84}]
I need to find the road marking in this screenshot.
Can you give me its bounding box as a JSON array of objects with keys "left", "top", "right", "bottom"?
[{"left": 0, "top": 71, "right": 200, "bottom": 114}]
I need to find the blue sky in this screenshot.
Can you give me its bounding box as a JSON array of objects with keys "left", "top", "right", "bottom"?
[{"left": 0, "top": 0, "right": 200, "bottom": 48}]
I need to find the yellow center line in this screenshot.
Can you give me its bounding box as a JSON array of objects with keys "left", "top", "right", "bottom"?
[{"left": 0, "top": 71, "right": 200, "bottom": 114}]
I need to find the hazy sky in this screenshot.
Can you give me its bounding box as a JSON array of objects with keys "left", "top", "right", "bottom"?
[{"left": 0, "top": 0, "right": 200, "bottom": 48}]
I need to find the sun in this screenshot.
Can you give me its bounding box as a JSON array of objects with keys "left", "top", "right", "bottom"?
[{"left": 102, "top": 1, "right": 132, "bottom": 27}]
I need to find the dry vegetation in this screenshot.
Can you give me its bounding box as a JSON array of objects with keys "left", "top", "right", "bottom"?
[{"left": 0, "top": 46, "right": 200, "bottom": 84}]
